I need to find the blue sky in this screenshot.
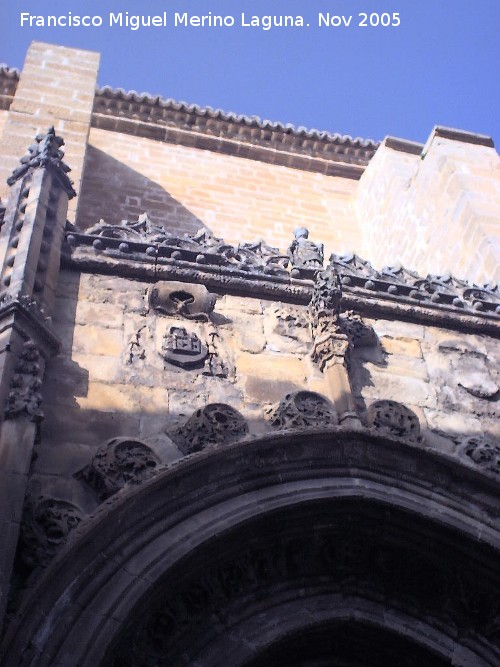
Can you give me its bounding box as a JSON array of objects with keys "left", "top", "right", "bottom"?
[{"left": 1, "top": 0, "right": 499, "bottom": 144}]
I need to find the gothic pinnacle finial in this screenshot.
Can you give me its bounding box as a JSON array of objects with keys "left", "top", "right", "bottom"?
[{"left": 7, "top": 127, "right": 76, "bottom": 197}]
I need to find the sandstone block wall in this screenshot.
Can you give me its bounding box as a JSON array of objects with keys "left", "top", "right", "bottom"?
[
  {"left": 357, "top": 131, "right": 500, "bottom": 284},
  {"left": 34, "top": 269, "right": 499, "bottom": 517}
]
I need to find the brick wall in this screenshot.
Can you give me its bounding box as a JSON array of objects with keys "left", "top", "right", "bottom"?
[
  {"left": 77, "top": 128, "right": 361, "bottom": 256},
  {"left": 0, "top": 42, "right": 99, "bottom": 222},
  {"left": 356, "top": 131, "right": 500, "bottom": 283}
]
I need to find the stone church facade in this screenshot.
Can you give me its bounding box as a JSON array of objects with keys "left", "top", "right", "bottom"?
[{"left": 0, "top": 42, "right": 499, "bottom": 666}]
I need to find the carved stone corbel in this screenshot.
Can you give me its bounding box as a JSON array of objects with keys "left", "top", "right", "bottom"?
[{"left": 149, "top": 281, "right": 216, "bottom": 321}]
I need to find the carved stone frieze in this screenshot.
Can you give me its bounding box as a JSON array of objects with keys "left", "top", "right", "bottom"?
[
  {"left": 149, "top": 281, "right": 216, "bottom": 321},
  {"left": 76, "top": 437, "right": 161, "bottom": 500},
  {"left": 161, "top": 326, "right": 208, "bottom": 369},
  {"left": 20, "top": 496, "right": 82, "bottom": 569},
  {"left": 4, "top": 341, "right": 44, "bottom": 422},
  {"left": 463, "top": 283, "right": 500, "bottom": 313},
  {"left": 265, "top": 391, "right": 338, "bottom": 430},
  {"left": 367, "top": 400, "right": 421, "bottom": 442},
  {"left": 330, "top": 252, "right": 378, "bottom": 282},
  {"left": 173, "top": 404, "right": 248, "bottom": 454},
  {"left": 423, "top": 273, "right": 470, "bottom": 306},
  {"left": 330, "top": 254, "right": 500, "bottom": 317},
  {"left": 65, "top": 217, "right": 500, "bottom": 322},
  {"left": 287, "top": 227, "right": 324, "bottom": 278},
  {"left": 456, "top": 436, "right": 500, "bottom": 476}
]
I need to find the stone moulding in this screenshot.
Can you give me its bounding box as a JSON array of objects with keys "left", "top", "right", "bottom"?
[
  {"left": 91, "top": 86, "right": 378, "bottom": 177},
  {"left": 2, "top": 430, "right": 499, "bottom": 667},
  {"left": 63, "top": 220, "right": 500, "bottom": 335}
]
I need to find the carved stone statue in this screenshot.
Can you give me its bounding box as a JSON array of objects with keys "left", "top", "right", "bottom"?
[{"left": 288, "top": 227, "right": 324, "bottom": 277}]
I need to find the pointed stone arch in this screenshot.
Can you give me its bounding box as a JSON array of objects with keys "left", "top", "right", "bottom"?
[{"left": 2, "top": 429, "right": 499, "bottom": 666}]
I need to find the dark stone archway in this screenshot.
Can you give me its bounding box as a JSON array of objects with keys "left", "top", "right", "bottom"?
[{"left": 1, "top": 429, "right": 499, "bottom": 666}]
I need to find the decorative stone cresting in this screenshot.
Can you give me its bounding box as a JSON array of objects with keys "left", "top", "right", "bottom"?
[
  {"left": 75, "top": 438, "right": 161, "bottom": 500},
  {"left": 66, "top": 217, "right": 500, "bottom": 320},
  {"left": 149, "top": 281, "right": 216, "bottom": 321},
  {"left": 331, "top": 253, "right": 500, "bottom": 317},
  {"left": 4, "top": 341, "right": 44, "bottom": 422},
  {"left": 70, "top": 216, "right": 289, "bottom": 276},
  {"left": 367, "top": 400, "right": 421, "bottom": 442},
  {"left": 174, "top": 404, "right": 248, "bottom": 454},
  {"left": 265, "top": 391, "right": 338, "bottom": 430},
  {"left": 20, "top": 496, "right": 82, "bottom": 569},
  {"left": 456, "top": 436, "right": 500, "bottom": 476}
]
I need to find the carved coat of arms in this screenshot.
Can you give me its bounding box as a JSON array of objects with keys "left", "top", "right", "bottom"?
[{"left": 161, "top": 326, "right": 208, "bottom": 368}]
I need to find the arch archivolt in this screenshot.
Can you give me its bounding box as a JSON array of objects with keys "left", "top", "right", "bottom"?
[{"left": 2, "top": 429, "right": 500, "bottom": 666}]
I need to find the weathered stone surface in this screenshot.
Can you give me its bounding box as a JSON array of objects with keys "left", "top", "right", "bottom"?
[
  {"left": 233, "top": 314, "right": 266, "bottom": 354},
  {"left": 380, "top": 335, "right": 422, "bottom": 358},
  {"left": 264, "top": 304, "right": 310, "bottom": 354},
  {"left": 72, "top": 325, "right": 123, "bottom": 357}
]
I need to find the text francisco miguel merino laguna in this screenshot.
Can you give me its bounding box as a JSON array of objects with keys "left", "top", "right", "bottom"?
[{"left": 20, "top": 11, "right": 373, "bottom": 30}]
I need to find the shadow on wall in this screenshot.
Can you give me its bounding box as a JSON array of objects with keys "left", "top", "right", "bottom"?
[{"left": 76, "top": 147, "right": 207, "bottom": 235}]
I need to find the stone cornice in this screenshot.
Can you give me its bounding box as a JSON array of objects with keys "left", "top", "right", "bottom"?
[
  {"left": 91, "top": 87, "right": 378, "bottom": 177},
  {"left": 63, "top": 218, "right": 500, "bottom": 337}
]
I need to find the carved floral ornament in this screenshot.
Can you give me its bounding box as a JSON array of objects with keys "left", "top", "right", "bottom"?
[
  {"left": 265, "top": 391, "right": 338, "bottom": 430},
  {"left": 367, "top": 400, "right": 421, "bottom": 442},
  {"left": 456, "top": 436, "right": 500, "bottom": 476},
  {"left": 75, "top": 437, "right": 161, "bottom": 500},
  {"left": 65, "top": 218, "right": 500, "bottom": 318},
  {"left": 4, "top": 340, "right": 44, "bottom": 422},
  {"left": 173, "top": 403, "right": 249, "bottom": 455}
]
